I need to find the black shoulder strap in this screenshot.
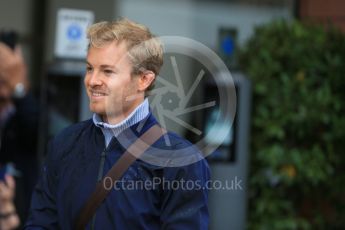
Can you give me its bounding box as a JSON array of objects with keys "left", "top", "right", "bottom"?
[{"left": 74, "top": 124, "right": 166, "bottom": 230}]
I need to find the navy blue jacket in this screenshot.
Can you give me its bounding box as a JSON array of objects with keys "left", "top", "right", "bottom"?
[{"left": 25, "top": 113, "right": 210, "bottom": 229}]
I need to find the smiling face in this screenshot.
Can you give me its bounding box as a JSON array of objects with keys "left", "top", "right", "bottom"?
[{"left": 84, "top": 41, "right": 143, "bottom": 124}]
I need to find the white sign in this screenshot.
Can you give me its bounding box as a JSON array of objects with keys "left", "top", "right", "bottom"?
[{"left": 54, "top": 8, "right": 94, "bottom": 59}]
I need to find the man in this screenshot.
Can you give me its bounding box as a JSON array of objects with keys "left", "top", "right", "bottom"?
[
  {"left": 0, "top": 42, "right": 39, "bottom": 225},
  {"left": 25, "top": 18, "right": 210, "bottom": 229}
]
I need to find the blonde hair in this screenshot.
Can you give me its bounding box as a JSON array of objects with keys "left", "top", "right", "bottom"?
[{"left": 87, "top": 18, "right": 163, "bottom": 91}]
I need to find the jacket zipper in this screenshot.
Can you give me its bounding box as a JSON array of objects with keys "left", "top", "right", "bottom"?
[{"left": 90, "top": 146, "right": 108, "bottom": 230}]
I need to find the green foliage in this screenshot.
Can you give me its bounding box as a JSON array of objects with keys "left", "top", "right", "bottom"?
[{"left": 239, "top": 20, "right": 345, "bottom": 229}]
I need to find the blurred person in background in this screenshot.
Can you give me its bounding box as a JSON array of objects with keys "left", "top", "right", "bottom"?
[
  {"left": 0, "top": 175, "right": 20, "bottom": 230},
  {"left": 0, "top": 42, "right": 39, "bottom": 225}
]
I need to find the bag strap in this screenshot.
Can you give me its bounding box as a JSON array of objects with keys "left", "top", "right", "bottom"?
[{"left": 75, "top": 124, "right": 166, "bottom": 229}]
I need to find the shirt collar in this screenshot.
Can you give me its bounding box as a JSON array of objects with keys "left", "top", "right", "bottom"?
[{"left": 92, "top": 98, "right": 150, "bottom": 137}]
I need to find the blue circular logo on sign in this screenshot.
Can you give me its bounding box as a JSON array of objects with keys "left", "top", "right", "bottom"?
[{"left": 67, "top": 24, "right": 82, "bottom": 41}]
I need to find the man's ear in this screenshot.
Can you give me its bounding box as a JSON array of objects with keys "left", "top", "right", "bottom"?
[{"left": 138, "top": 71, "right": 155, "bottom": 91}]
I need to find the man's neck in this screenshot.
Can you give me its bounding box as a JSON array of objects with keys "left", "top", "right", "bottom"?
[
  {"left": 102, "top": 113, "right": 127, "bottom": 125},
  {"left": 101, "top": 100, "right": 144, "bottom": 125}
]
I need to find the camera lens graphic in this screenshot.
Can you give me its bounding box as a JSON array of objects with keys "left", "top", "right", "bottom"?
[{"left": 106, "top": 36, "right": 236, "bottom": 167}]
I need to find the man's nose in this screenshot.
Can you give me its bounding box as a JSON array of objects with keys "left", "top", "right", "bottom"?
[{"left": 88, "top": 72, "right": 102, "bottom": 86}]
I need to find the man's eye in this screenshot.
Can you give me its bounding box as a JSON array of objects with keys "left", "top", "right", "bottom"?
[
  {"left": 86, "top": 67, "right": 93, "bottom": 72},
  {"left": 104, "top": 70, "right": 114, "bottom": 75}
]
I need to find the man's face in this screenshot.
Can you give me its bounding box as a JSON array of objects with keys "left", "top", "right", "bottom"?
[{"left": 85, "top": 41, "right": 142, "bottom": 123}]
